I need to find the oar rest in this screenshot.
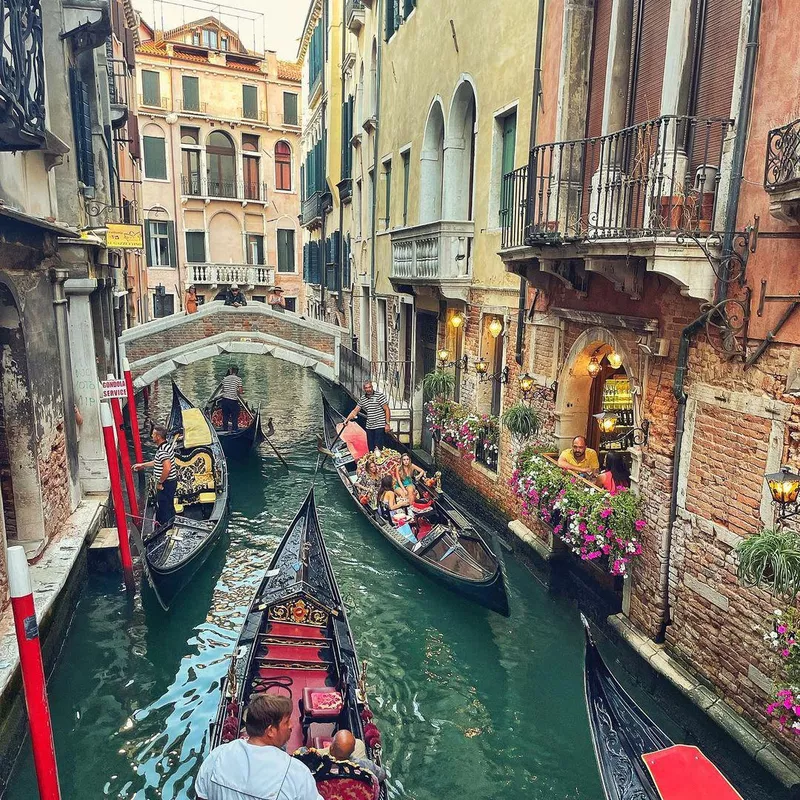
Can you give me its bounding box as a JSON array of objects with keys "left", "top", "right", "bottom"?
[{"left": 174, "top": 447, "right": 216, "bottom": 509}]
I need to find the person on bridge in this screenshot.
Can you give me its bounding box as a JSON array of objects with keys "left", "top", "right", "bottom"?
[
  {"left": 268, "top": 286, "right": 286, "bottom": 312},
  {"left": 344, "top": 380, "right": 391, "bottom": 454},
  {"left": 225, "top": 283, "right": 248, "bottom": 307},
  {"left": 195, "top": 694, "right": 323, "bottom": 800},
  {"left": 133, "top": 425, "right": 178, "bottom": 528},
  {"left": 185, "top": 285, "right": 198, "bottom": 314},
  {"left": 220, "top": 366, "right": 244, "bottom": 432}
]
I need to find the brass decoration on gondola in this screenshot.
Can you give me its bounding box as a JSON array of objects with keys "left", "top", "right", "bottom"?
[{"left": 268, "top": 596, "right": 329, "bottom": 627}]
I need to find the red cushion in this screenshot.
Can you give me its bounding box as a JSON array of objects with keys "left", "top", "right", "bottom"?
[
  {"left": 302, "top": 687, "right": 343, "bottom": 718},
  {"left": 311, "top": 736, "right": 333, "bottom": 750},
  {"left": 317, "top": 777, "right": 378, "bottom": 800}
]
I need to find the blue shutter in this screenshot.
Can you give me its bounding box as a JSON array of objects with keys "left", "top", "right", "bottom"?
[{"left": 70, "top": 68, "right": 95, "bottom": 188}]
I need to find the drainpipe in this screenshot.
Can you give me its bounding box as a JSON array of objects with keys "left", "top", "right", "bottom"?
[
  {"left": 369, "top": 3, "right": 383, "bottom": 297},
  {"left": 51, "top": 269, "right": 80, "bottom": 499},
  {"left": 337, "top": 0, "right": 346, "bottom": 316},
  {"left": 320, "top": 0, "right": 328, "bottom": 314},
  {"left": 515, "top": 0, "right": 546, "bottom": 364}
]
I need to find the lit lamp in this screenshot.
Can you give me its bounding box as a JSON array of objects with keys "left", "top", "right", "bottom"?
[
  {"left": 519, "top": 372, "right": 535, "bottom": 396},
  {"left": 437, "top": 348, "right": 450, "bottom": 366},
  {"left": 450, "top": 310, "right": 464, "bottom": 329},
  {"left": 587, "top": 356, "right": 601, "bottom": 378},
  {"left": 474, "top": 357, "right": 489, "bottom": 375},
  {"left": 488, "top": 317, "right": 503, "bottom": 338},
  {"left": 594, "top": 411, "right": 619, "bottom": 435},
  {"left": 607, "top": 351, "right": 623, "bottom": 369},
  {"left": 766, "top": 466, "right": 800, "bottom": 513}
]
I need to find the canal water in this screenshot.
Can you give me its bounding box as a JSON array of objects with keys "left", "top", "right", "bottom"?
[{"left": 5, "top": 356, "right": 787, "bottom": 799}]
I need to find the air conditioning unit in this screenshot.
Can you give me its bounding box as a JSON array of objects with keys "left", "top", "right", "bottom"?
[{"left": 636, "top": 337, "right": 670, "bottom": 358}]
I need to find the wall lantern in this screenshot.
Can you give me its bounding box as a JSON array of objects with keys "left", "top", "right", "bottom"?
[
  {"left": 587, "top": 355, "right": 602, "bottom": 378},
  {"left": 519, "top": 372, "right": 535, "bottom": 395},
  {"left": 437, "top": 348, "right": 450, "bottom": 364},
  {"left": 438, "top": 348, "right": 468, "bottom": 370},
  {"left": 766, "top": 466, "right": 800, "bottom": 524},
  {"left": 450, "top": 310, "right": 464, "bottom": 329},
  {"left": 474, "top": 357, "right": 489, "bottom": 375},
  {"left": 593, "top": 411, "right": 619, "bottom": 434},
  {"left": 607, "top": 351, "right": 623, "bottom": 369},
  {"left": 488, "top": 317, "right": 504, "bottom": 338}
]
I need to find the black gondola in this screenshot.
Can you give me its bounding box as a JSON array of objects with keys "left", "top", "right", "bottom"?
[
  {"left": 321, "top": 395, "right": 509, "bottom": 616},
  {"left": 210, "top": 488, "right": 386, "bottom": 800},
  {"left": 135, "top": 382, "right": 229, "bottom": 610},
  {"left": 582, "top": 615, "right": 743, "bottom": 800},
  {"left": 204, "top": 384, "right": 264, "bottom": 457}
]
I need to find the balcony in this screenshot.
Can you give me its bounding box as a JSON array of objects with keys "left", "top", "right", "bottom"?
[
  {"left": 239, "top": 108, "right": 266, "bottom": 123},
  {"left": 0, "top": 0, "right": 46, "bottom": 151},
  {"left": 181, "top": 176, "right": 268, "bottom": 202},
  {"left": 188, "top": 264, "right": 275, "bottom": 287},
  {"left": 346, "top": 0, "right": 365, "bottom": 32},
  {"left": 500, "top": 115, "right": 733, "bottom": 303},
  {"left": 390, "top": 220, "right": 474, "bottom": 301},
  {"left": 765, "top": 118, "right": 800, "bottom": 224},
  {"left": 139, "top": 94, "right": 169, "bottom": 111},
  {"left": 302, "top": 191, "right": 324, "bottom": 228},
  {"left": 107, "top": 58, "right": 129, "bottom": 129},
  {"left": 178, "top": 99, "right": 208, "bottom": 114}
]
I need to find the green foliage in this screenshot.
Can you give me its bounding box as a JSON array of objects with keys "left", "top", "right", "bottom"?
[
  {"left": 736, "top": 529, "right": 800, "bottom": 599},
  {"left": 422, "top": 369, "right": 455, "bottom": 400},
  {"left": 501, "top": 402, "right": 540, "bottom": 442}
]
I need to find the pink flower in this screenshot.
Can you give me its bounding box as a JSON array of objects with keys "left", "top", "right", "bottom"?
[
  {"left": 783, "top": 649, "right": 791, "bottom": 658},
  {"left": 634, "top": 519, "right": 647, "bottom": 531},
  {"left": 600, "top": 507, "right": 613, "bottom": 519},
  {"left": 778, "top": 625, "right": 787, "bottom": 634}
]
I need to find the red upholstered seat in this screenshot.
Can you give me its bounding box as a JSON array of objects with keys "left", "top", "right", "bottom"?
[
  {"left": 211, "top": 407, "right": 251, "bottom": 429},
  {"left": 317, "top": 777, "right": 379, "bottom": 800},
  {"left": 302, "top": 687, "right": 343, "bottom": 719},
  {"left": 311, "top": 736, "right": 334, "bottom": 750}
]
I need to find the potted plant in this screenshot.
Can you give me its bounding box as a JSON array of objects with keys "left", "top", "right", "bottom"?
[
  {"left": 501, "top": 402, "right": 540, "bottom": 446},
  {"left": 422, "top": 369, "right": 456, "bottom": 401}
]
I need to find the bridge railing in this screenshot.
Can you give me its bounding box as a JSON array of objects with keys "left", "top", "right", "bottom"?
[{"left": 338, "top": 344, "right": 415, "bottom": 414}]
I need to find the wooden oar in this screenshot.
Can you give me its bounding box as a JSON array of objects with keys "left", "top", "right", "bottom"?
[
  {"left": 261, "top": 416, "right": 290, "bottom": 468},
  {"left": 316, "top": 420, "right": 348, "bottom": 473}
]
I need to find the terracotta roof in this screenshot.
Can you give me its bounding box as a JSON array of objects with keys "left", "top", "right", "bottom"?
[
  {"left": 278, "top": 61, "right": 302, "bottom": 82},
  {"left": 227, "top": 61, "right": 262, "bottom": 73},
  {"left": 135, "top": 42, "right": 209, "bottom": 64}
]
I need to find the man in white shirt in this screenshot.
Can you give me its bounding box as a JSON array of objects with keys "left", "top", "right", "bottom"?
[{"left": 195, "top": 695, "right": 324, "bottom": 800}]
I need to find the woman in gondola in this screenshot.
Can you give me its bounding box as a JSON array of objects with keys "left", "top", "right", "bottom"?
[
  {"left": 377, "top": 475, "right": 412, "bottom": 525},
  {"left": 354, "top": 457, "right": 382, "bottom": 506},
  {"left": 393, "top": 452, "right": 426, "bottom": 505}
]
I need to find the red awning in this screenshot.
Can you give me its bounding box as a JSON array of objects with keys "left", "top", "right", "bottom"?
[{"left": 642, "top": 745, "right": 743, "bottom": 800}]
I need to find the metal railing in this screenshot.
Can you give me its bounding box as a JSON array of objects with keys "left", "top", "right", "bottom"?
[
  {"left": 338, "top": 345, "right": 414, "bottom": 412},
  {"left": 179, "top": 98, "right": 208, "bottom": 114},
  {"left": 188, "top": 264, "right": 275, "bottom": 286},
  {"left": 501, "top": 115, "right": 733, "bottom": 248},
  {"left": 239, "top": 107, "right": 266, "bottom": 122},
  {"left": 138, "top": 94, "right": 169, "bottom": 110},
  {"left": 181, "top": 176, "right": 268, "bottom": 201},
  {"left": 108, "top": 59, "right": 129, "bottom": 108},
  {"left": 302, "top": 191, "right": 324, "bottom": 226},
  {"left": 765, "top": 118, "right": 800, "bottom": 192},
  {"left": 474, "top": 438, "right": 498, "bottom": 473}
]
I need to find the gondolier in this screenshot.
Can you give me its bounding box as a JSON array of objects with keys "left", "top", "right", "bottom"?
[
  {"left": 133, "top": 425, "right": 178, "bottom": 529},
  {"left": 344, "top": 380, "right": 390, "bottom": 453},
  {"left": 220, "top": 366, "right": 244, "bottom": 432}
]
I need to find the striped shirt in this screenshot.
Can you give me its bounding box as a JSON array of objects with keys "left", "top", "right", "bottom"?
[
  {"left": 153, "top": 440, "right": 177, "bottom": 482},
  {"left": 221, "top": 375, "right": 243, "bottom": 401},
  {"left": 357, "top": 391, "right": 389, "bottom": 430}
]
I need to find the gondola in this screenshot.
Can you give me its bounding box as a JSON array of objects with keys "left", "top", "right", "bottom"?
[
  {"left": 210, "top": 488, "right": 386, "bottom": 800},
  {"left": 135, "top": 382, "right": 229, "bottom": 610},
  {"left": 203, "top": 383, "right": 264, "bottom": 457},
  {"left": 582, "top": 615, "right": 744, "bottom": 800},
  {"left": 321, "top": 395, "right": 509, "bottom": 616}
]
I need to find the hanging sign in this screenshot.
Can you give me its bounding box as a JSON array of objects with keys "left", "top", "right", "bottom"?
[
  {"left": 101, "top": 378, "right": 128, "bottom": 400},
  {"left": 106, "top": 223, "right": 144, "bottom": 249}
]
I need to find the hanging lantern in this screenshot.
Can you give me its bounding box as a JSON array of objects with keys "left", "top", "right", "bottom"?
[
  {"left": 519, "top": 372, "right": 535, "bottom": 395},
  {"left": 607, "top": 351, "right": 623, "bottom": 369},
  {"left": 488, "top": 317, "right": 503, "bottom": 338},
  {"left": 766, "top": 466, "right": 800, "bottom": 505},
  {"left": 594, "top": 411, "right": 619, "bottom": 435},
  {"left": 474, "top": 357, "right": 489, "bottom": 375},
  {"left": 587, "top": 356, "right": 601, "bottom": 378},
  {"left": 450, "top": 310, "right": 464, "bottom": 329},
  {"left": 437, "top": 348, "right": 450, "bottom": 365}
]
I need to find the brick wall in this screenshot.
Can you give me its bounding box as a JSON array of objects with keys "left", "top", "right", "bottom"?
[{"left": 39, "top": 427, "right": 70, "bottom": 545}]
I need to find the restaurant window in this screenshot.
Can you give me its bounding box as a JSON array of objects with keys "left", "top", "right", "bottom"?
[
  {"left": 277, "top": 229, "right": 295, "bottom": 273},
  {"left": 141, "top": 70, "right": 161, "bottom": 107},
  {"left": 275, "top": 141, "right": 292, "bottom": 191},
  {"left": 185, "top": 231, "right": 206, "bottom": 263},
  {"left": 246, "top": 234, "right": 265, "bottom": 265},
  {"left": 143, "top": 131, "right": 167, "bottom": 179},
  {"left": 283, "top": 92, "right": 299, "bottom": 126}
]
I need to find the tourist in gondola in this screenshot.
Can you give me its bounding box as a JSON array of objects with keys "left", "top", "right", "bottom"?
[
  {"left": 328, "top": 730, "right": 386, "bottom": 784},
  {"left": 343, "top": 380, "right": 391, "bottom": 454},
  {"left": 220, "top": 366, "right": 244, "bottom": 432},
  {"left": 377, "top": 475, "right": 412, "bottom": 524},
  {"left": 557, "top": 435, "right": 600, "bottom": 476},
  {"left": 393, "top": 452, "right": 426, "bottom": 505},
  {"left": 596, "top": 451, "right": 630, "bottom": 493},
  {"left": 354, "top": 457, "right": 381, "bottom": 506},
  {"left": 195, "top": 695, "right": 323, "bottom": 800},
  {"left": 133, "top": 425, "right": 178, "bottom": 529}
]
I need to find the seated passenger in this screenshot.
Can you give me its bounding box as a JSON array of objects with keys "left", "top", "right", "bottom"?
[
  {"left": 557, "top": 436, "right": 600, "bottom": 477},
  {"left": 393, "top": 453, "right": 426, "bottom": 505},
  {"left": 376, "top": 475, "right": 411, "bottom": 524},
  {"left": 328, "top": 730, "right": 386, "bottom": 784},
  {"left": 354, "top": 458, "right": 381, "bottom": 506},
  {"left": 596, "top": 452, "right": 631, "bottom": 494}
]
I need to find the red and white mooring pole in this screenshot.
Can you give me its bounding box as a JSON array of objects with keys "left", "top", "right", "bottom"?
[
  {"left": 122, "top": 357, "right": 143, "bottom": 463},
  {"left": 107, "top": 374, "right": 139, "bottom": 521},
  {"left": 100, "top": 401, "right": 134, "bottom": 582},
  {"left": 8, "top": 546, "right": 62, "bottom": 800}
]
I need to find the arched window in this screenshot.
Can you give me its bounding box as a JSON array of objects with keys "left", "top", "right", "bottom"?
[
  {"left": 420, "top": 101, "right": 445, "bottom": 223},
  {"left": 275, "top": 141, "right": 292, "bottom": 191},
  {"left": 206, "top": 131, "right": 236, "bottom": 197},
  {"left": 445, "top": 80, "right": 477, "bottom": 220}
]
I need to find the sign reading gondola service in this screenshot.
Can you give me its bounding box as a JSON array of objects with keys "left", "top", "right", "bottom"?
[
  {"left": 106, "top": 223, "right": 144, "bottom": 249},
  {"left": 101, "top": 379, "right": 128, "bottom": 400}
]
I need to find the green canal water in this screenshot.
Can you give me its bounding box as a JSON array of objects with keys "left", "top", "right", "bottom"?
[{"left": 5, "top": 357, "right": 788, "bottom": 799}]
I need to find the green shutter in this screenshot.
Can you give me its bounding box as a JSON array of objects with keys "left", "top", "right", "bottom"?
[
  {"left": 243, "top": 85, "right": 258, "bottom": 119},
  {"left": 278, "top": 229, "right": 295, "bottom": 273},
  {"left": 143, "top": 136, "right": 167, "bottom": 179},
  {"left": 185, "top": 232, "right": 205, "bottom": 263},
  {"left": 142, "top": 71, "right": 160, "bottom": 106},
  {"left": 144, "top": 222, "right": 153, "bottom": 267},
  {"left": 402, "top": 151, "right": 410, "bottom": 226},
  {"left": 500, "top": 112, "right": 517, "bottom": 223},
  {"left": 182, "top": 76, "right": 199, "bottom": 111},
  {"left": 283, "top": 92, "right": 298, "bottom": 125},
  {"left": 166, "top": 221, "right": 177, "bottom": 268},
  {"left": 383, "top": 163, "right": 392, "bottom": 228}
]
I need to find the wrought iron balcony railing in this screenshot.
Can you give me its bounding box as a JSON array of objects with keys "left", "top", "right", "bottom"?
[
  {"left": 339, "top": 344, "right": 414, "bottom": 411},
  {"left": 139, "top": 94, "right": 169, "bottom": 110},
  {"left": 181, "top": 176, "right": 268, "bottom": 201},
  {"left": 239, "top": 107, "right": 266, "bottom": 122},
  {"left": 765, "top": 118, "right": 800, "bottom": 193},
  {"left": 188, "top": 264, "right": 275, "bottom": 286},
  {"left": 0, "top": 0, "right": 46, "bottom": 151},
  {"left": 107, "top": 58, "right": 129, "bottom": 129},
  {"left": 179, "top": 99, "right": 208, "bottom": 114},
  {"left": 501, "top": 115, "right": 733, "bottom": 249}
]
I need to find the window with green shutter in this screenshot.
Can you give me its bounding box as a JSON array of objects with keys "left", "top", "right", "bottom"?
[
  {"left": 382, "top": 160, "right": 392, "bottom": 229},
  {"left": 143, "top": 135, "right": 167, "bottom": 179},
  {"left": 242, "top": 85, "right": 258, "bottom": 119},
  {"left": 402, "top": 150, "right": 410, "bottom": 226},
  {"left": 182, "top": 76, "right": 199, "bottom": 112},
  {"left": 69, "top": 68, "right": 95, "bottom": 188},
  {"left": 145, "top": 221, "right": 176, "bottom": 267},
  {"left": 185, "top": 231, "right": 206, "bottom": 263},
  {"left": 142, "top": 70, "right": 161, "bottom": 107},
  {"left": 499, "top": 111, "right": 517, "bottom": 225},
  {"left": 277, "top": 229, "right": 295, "bottom": 273},
  {"left": 283, "top": 92, "right": 298, "bottom": 126}
]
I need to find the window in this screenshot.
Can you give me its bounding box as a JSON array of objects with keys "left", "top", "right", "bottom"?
[
  {"left": 206, "top": 131, "right": 236, "bottom": 197},
  {"left": 499, "top": 111, "right": 517, "bottom": 225},
  {"left": 382, "top": 160, "right": 392, "bottom": 229},
  {"left": 145, "top": 221, "right": 176, "bottom": 267},
  {"left": 385, "top": 0, "right": 401, "bottom": 41},
  {"left": 404, "top": 0, "right": 416, "bottom": 16},
  {"left": 275, "top": 141, "right": 292, "bottom": 191},
  {"left": 242, "top": 135, "right": 261, "bottom": 200},
  {"left": 377, "top": 298, "right": 388, "bottom": 361},
  {"left": 401, "top": 150, "right": 410, "bottom": 226},
  {"left": 143, "top": 133, "right": 167, "bottom": 179},
  {"left": 181, "top": 127, "right": 200, "bottom": 194},
  {"left": 153, "top": 292, "right": 175, "bottom": 318},
  {"left": 252, "top": 295, "right": 266, "bottom": 304},
  {"left": 192, "top": 32, "right": 200, "bottom": 46},
  {"left": 182, "top": 76, "right": 200, "bottom": 111},
  {"left": 142, "top": 70, "right": 161, "bottom": 106},
  {"left": 283, "top": 92, "right": 298, "bottom": 126},
  {"left": 185, "top": 231, "right": 206, "bottom": 263},
  {"left": 354, "top": 179, "right": 362, "bottom": 238},
  {"left": 181, "top": 126, "right": 199, "bottom": 145},
  {"left": 221, "top": 37, "right": 228, "bottom": 51},
  {"left": 367, "top": 169, "right": 374, "bottom": 234},
  {"left": 277, "top": 229, "right": 295, "bottom": 273},
  {"left": 69, "top": 68, "right": 95, "bottom": 188},
  {"left": 242, "top": 85, "right": 259, "bottom": 119},
  {"left": 246, "top": 234, "right": 265, "bottom": 265},
  {"left": 284, "top": 297, "right": 297, "bottom": 313},
  {"left": 202, "top": 29, "right": 218, "bottom": 49}
]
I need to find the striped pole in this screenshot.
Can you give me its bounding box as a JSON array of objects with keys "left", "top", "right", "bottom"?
[
  {"left": 122, "top": 358, "right": 144, "bottom": 463},
  {"left": 108, "top": 375, "right": 139, "bottom": 522}
]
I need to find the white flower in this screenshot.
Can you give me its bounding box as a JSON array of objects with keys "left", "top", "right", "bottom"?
[
  {"left": 776, "top": 610, "right": 783, "bottom": 617},
  {"left": 770, "top": 631, "right": 779, "bottom": 640}
]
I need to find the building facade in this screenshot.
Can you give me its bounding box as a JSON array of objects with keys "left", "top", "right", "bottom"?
[{"left": 136, "top": 17, "right": 302, "bottom": 317}]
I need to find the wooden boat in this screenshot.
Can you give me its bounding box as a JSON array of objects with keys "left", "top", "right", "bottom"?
[
  {"left": 210, "top": 488, "right": 386, "bottom": 800},
  {"left": 136, "top": 382, "right": 230, "bottom": 610},
  {"left": 204, "top": 384, "right": 264, "bottom": 457},
  {"left": 321, "top": 395, "right": 509, "bottom": 616},
  {"left": 582, "top": 615, "right": 743, "bottom": 800}
]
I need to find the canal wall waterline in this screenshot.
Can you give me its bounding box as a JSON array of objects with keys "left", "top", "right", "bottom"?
[
  {"left": 433, "top": 449, "right": 800, "bottom": 791},
  {"left": 0, "top": 496, "right": 107, "bottom": 793}
]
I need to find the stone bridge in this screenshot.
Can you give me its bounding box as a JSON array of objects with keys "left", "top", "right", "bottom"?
[{"left": 120, "top": 302, "right": 346, "bottom": 388}]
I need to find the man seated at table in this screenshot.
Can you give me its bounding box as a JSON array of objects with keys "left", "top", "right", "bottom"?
[{"left": 557, "top": 435, "right": 600, "bottom": 477}]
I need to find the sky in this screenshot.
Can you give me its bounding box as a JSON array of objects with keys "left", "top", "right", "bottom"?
[{"left": 134, "top": 0, "right": 309, "bottom": 60}]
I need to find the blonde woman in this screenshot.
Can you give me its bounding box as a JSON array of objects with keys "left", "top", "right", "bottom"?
[{"left": 393, "top": 452, "right": 426, "bottom": 505}]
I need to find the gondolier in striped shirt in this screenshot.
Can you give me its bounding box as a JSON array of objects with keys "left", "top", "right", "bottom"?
[
  {"left": 220, "top": 366, "right": 244, "bottom": 432},
  {"left": 344, "top": 380, "right": 391, "bottom": 454},
  {"left": 134, "top": 425, "right": 178, "bottom": 528}
]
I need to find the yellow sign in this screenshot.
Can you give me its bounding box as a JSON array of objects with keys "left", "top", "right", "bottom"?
[{"left": 106, "top": 223, "right": 144, "bottom": 249}]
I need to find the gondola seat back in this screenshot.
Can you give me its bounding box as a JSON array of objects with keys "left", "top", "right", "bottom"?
[
  {"left": 210, "top": 405, "right": 252, "bottom": 430},
  {"left": 175, "top": 448, "right": 216, "bottom": 502}
]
